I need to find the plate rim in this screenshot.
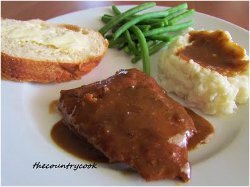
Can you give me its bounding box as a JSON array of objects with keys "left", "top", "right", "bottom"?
[{"left": 2, "top": 5, "right": 249, "bottom": 186}]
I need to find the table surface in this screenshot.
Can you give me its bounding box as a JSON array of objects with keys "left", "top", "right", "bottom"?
[{"left": 2, "top": 1, "right": 249, "bottom": 30}]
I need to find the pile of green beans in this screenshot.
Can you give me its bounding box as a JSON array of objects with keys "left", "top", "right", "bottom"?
[{"left": 99, "top": 3, "right": 195, "bottom": 76}]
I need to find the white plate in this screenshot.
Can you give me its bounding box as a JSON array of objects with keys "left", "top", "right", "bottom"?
[{"left": 2, "top": 5, "right": 249, "bottom": 186}]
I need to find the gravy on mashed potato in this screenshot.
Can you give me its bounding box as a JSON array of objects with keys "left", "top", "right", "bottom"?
[
  {"left": 159, "top": 28, "right": 249, "bottom": 115},
  {"left": 176, "top": 30, "right": 248, "bottom": 76}
]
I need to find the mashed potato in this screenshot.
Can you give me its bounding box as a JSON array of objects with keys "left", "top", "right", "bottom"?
[{"left": 158, "top": 28, "right": 249, "bottom": 115}]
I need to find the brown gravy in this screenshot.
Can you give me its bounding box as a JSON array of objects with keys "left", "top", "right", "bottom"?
[
  {"left": 51, "top": 120, "right": 108, "bottom": 163},
  {"left": 185, "top": 108, "right": 214, "bottom": 150},
  {"left": 177, "top": 30, "right": 248, "bottom": 76},
  {"left": 50, "top": 106, "right": 214, "bottom": 162},
  {"left": 49, "top": 100, "right": 59, "bottom": 114}
]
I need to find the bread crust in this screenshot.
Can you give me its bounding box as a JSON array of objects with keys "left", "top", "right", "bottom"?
[
  {"left": 1, "top": 52, "right": 106, "bottom": 83},
  {"left": 1, "top": 22, "right": 109, "bottom": 83}
]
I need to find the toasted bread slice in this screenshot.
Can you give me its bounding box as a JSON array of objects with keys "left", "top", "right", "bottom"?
[{"left": 1, "top": 19, "right": 109, "bottom": 83}]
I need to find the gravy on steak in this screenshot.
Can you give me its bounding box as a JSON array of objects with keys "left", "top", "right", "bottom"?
[
  {"left": 185, "top": 108, "right": 214, "bottom": 150},
  {"left": 50, "top": 69, "right": 215, "bottom": 182},
  {"left": 51, "top": 108, "right": 214, "bottom": 161},
  {"left": 58, "top": 69, "right": 196, "bottom": 182}
]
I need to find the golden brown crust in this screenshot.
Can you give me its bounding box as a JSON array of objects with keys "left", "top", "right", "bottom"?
[
  {"left": 1, "top": 24, "right": 109, "bottom": 83},
  {"left": 1, "top": 52, "right": 106, "bottom": 83}
]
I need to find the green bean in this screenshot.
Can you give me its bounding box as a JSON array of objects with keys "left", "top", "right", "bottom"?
[
  {"left": 105, "top": 7, "right": 152, "bottom": 25},
  {"left": 117, "top": 42, "right": 126, "bottom": 50},
  {"left": 102, "top": 14, "right": 139, "bottom": 23},
  {"left": 147, "top": 40, "right": 158, "bottom": 48},
  {"left": 149, "top": 35, "right": 179, "bottom": 43},
  {"left": 169, "top": 9, "right": 195, "bottom": 25},
  {"left": 99, "top": 2, "right": 156, "bottom": 35},
  {"left": 103, "top": 14, "right": 113, "bottom": 18},
  {"left": 136, "top": 25, "right": 151, "bottom": 32},
  {"left": 164, "top": 9, "right": 186, "bottom": 21},
  {"left": 108, "top": 37, "right": 126, "bottom": 48},
  {"left": 149, "top": 42, "right": 168, "bottom": 51},
  {"left": 123, "top": 45, "right": 132, "bottom": 55},
  {"left": 112, "top": 4, "right": 121, "bottom": 15},
  {"left": 161, "top": 3, "right": 188, "bottom": 25},
  {"left": 163, "top": 19, "right": 168, "bottom": 26},
  {"left": 130, "top": 26, "right": 150, "bottom": 75},
  {"left": 124, "top": 31, "right": 137, "bottom": 54},
  {"left": 163, "top": 11, "right": 187, "bottom": 25},
  {"left": 114, "top": 10, "right": 170, "bottom": 39},
  {"left": 168, "top": 35, "right": 179, "bottom": 42},
  {"left": 147, "top": 40, "right": 159, "bottom": 50},
  {"left": 148, "top": 34, "right": 174, "bottom": 42},
  {"left": 101, "top": 14, "right": 113, "bottom": 21},
  {"left": 101, "top": 14, "right": 144, "bottom": 24},
  {"left": 136, "top": 40, "right": 158, "bottom": 49},
  {"left": 136, "top": 40, "right": 158, "bottom": 54},
  {"left": 101, "top": 15, "right": 112, "bottom": 23},
  {"left": 111, "top": 25, "right": 120, "bottom": 33},
  {"left": 166, "top": 3, "right": 188, "bottom": 14},
  {"left": 131, "top": 56, "right": 141, "bottom": 63},
  {"left": 111, "top": 5, "right": 138, "bottom": 55},
  {"left": 139, "top": 18, "right": 165, "bottom": 24},
  {"left": 163, "top": 15, "right": 174, "bottom": 23},
  {"left": 102, "top": 14, "right": 160, "bottom": 26},
  {"left": 143, "top": 20, "right": 194, "bottom": 37},
  {"left": 116, "top": 33, "right": 137, "bottom": 41},
  {"left": 109, "top": 41, "right": 126, "bottom": 48},
  {"left": 132, "top": 42, "right": 168, "bottom": 63},
  {"left": 150, "top": 22, "right": 165, "bottom": 29}
]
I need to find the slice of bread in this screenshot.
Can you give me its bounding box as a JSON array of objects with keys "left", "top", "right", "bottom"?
[{"left": 1, "top": 18, "right": 109, "bottom": 83}]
